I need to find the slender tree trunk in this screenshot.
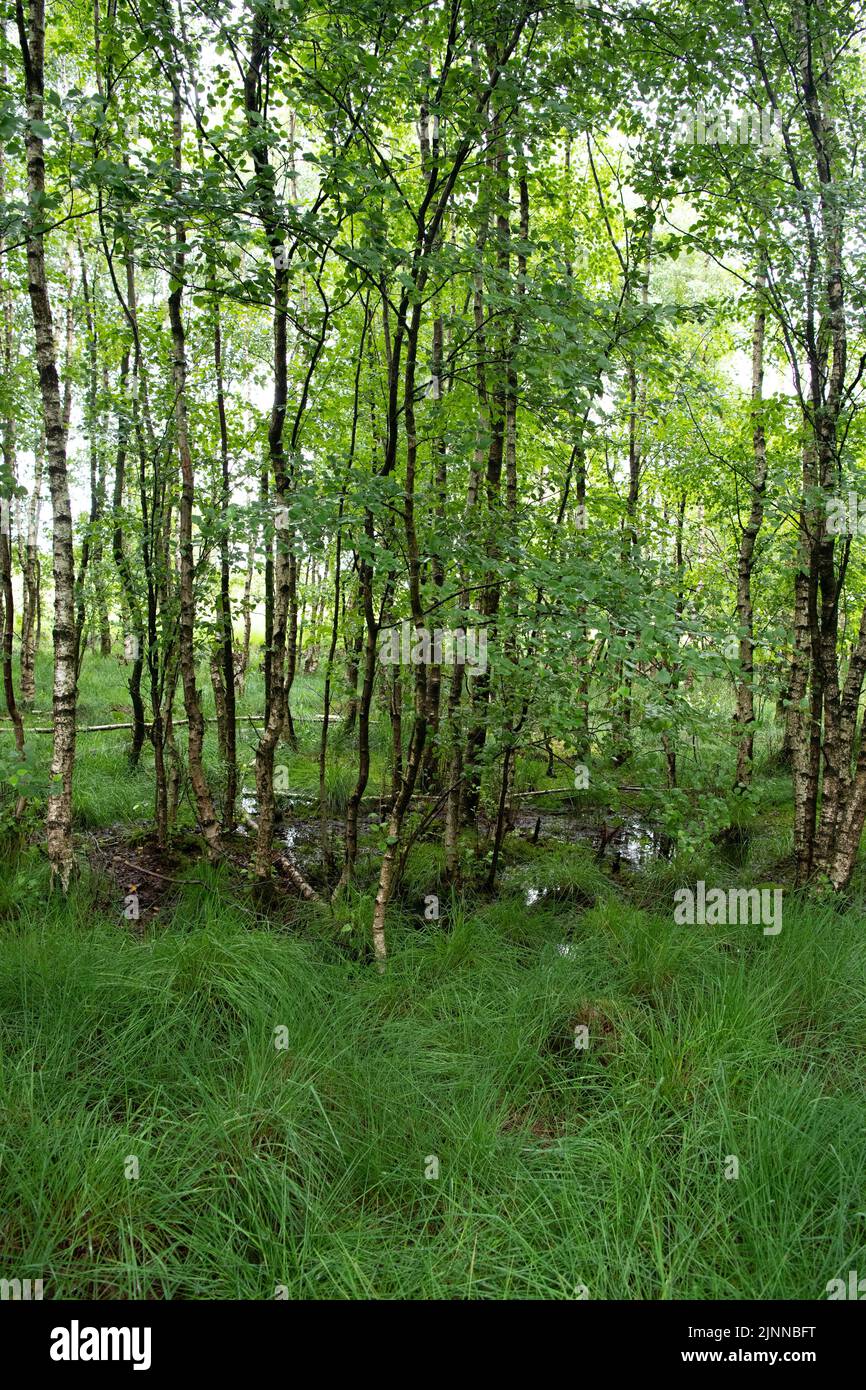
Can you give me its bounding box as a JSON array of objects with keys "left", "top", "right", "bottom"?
[
  {"left": 0, "top": 161, "right": 24, "bottom": 759},
  {"left": 335, "top": 546, "right": 387, "bottom": 895},
  {"left": 613, "top": 219, "right": 653, "bottom": 765},
  {"left": 75, "top": 258, "right": 111, "bottom": 658},
  {"left": 0, "top": 498, "right": 24, "bottom": 759},
  {"left": 20, "top": 433, "right": 43, "bottom": 705},
  {"left": 244, "top": 15, "right": 297, "bottom": 880},
  {"left": 733, "top": 264, "right": 769, "bottom": 790},
  {"left": 210, "top": 645, "right": 228, "bottom": 763},
  {"left": 110, "top": 350, "right": 146, "bottom": 766},
  {"left": 16, "top": 0, "right": 77, "bottom": 887},
  {"left": 239, "top": 536, "right": 255, "bottom": 696},
  {"left": 167, "top": 63, "right": 222, "bottom": 860},
  {"left": 213, "top": 291, "right": 237, "bottom": 829},
  {"left": 321, "top": 303, "right": 367, "bottom": 874},
  {"left": 791, "top": 489, "right": 818, "bottom": 884}
]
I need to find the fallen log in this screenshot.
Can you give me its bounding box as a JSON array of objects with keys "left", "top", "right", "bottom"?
[{"left": 0, "top": 714, "right": 348, "bottom": 734}]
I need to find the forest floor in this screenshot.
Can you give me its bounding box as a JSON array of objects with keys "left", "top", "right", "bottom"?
[{"left": 1, "top": 651, "right": 866, "bottom": 1298}]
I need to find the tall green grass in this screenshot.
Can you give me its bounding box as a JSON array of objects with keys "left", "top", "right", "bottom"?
[{"left": 1, "top": 855, "right": 865, "bottom": 1299}]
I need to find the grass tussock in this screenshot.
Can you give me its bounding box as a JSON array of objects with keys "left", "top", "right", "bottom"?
[{"left": 1, "top": 859, "right": 865, "bottom": 1299}]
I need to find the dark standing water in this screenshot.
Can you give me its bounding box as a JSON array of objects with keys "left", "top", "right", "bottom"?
[
  {"left": 507, "top": 808, "right": 671, "bottom": 865},
  {"left": 241, "top": 790, "right": 670, "bottom": 879}
]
